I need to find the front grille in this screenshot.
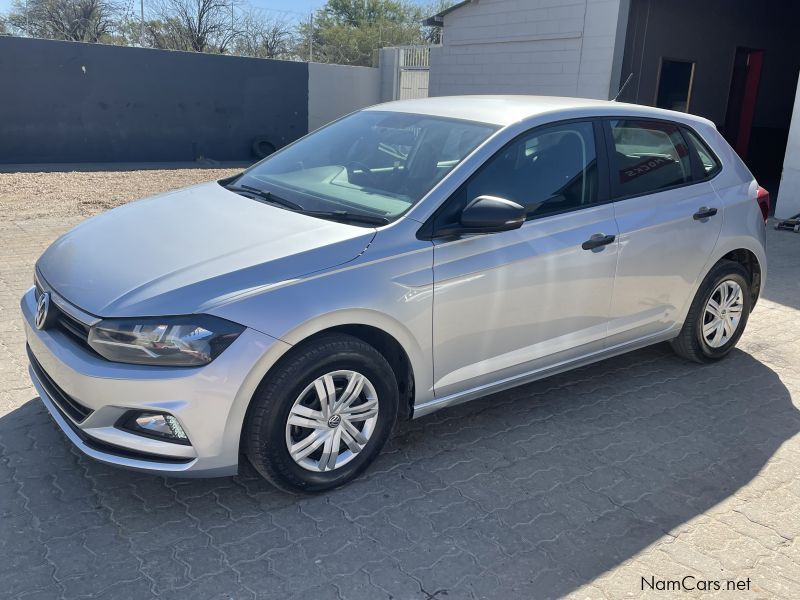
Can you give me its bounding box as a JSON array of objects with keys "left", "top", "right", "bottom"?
[
  {"left": 27, "top": 345, "right": 93, "bottom": 423},
  {"left": 53, "top": 306, "right": 92, "bottom": 347},
  {"left": 35, "top": 279, "right": 95, "bottom": 353}
]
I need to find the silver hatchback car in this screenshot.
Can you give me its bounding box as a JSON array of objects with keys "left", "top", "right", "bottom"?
[{"left": 22, "top": 96, "right": 768, "bottom": 491}]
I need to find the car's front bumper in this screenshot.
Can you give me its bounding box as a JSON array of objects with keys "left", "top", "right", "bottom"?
[{"left": 21, "top": 287, "right": 289, "bottom": 477}]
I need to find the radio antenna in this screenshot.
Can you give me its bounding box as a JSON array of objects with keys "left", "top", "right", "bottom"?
[{"left": 612, "top": 73, "right": 634, "bottom": 101}]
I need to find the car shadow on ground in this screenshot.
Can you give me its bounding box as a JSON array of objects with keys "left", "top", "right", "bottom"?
[{"left": 1, "top": 344, "right": 796, "bottom": 599}]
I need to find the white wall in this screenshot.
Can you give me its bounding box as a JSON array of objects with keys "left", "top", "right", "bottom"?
[
  {"left": 776, "top": 76, "right": 800, "bottom": 219},
  {"left": 308, "top": 63, "right": 381, "bottom": 132},
  {"left": 429, "top": 0, "right": 627, "bottom": 99}
]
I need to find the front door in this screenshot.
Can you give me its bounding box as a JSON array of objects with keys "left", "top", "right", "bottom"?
[
  {"left": 604, "top": 118, "right": 723, "bottom": 346},
  {"left": 431, "top": 120, "right": 619, "bottom": 399}
]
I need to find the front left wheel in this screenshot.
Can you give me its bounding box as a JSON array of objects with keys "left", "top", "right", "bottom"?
[{"left": 244, "top": 334, "right": 398, "bottom": 493}]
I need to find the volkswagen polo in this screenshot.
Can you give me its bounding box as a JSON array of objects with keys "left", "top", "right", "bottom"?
[{"left": 22, "top": 96, "right": 768, "bottom": 491}]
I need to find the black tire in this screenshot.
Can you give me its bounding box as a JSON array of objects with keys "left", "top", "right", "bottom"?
[
  {"left": 670, "top": 260, "right": 752, "bottom": 363},
  {"left": 244, "top": 333, "right": 398, "bottom": 493},
  {"left": 251, "top": 136, "right": 276, "bottom": 159}
]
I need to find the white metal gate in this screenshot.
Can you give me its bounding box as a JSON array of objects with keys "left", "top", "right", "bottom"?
[{"left": 398, "top": 46, "right": 431, "bottom": 100}]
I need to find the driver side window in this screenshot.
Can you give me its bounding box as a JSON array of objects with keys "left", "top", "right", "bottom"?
[{"left": 465, "top": 121, "right": 599, "bottom": 220}]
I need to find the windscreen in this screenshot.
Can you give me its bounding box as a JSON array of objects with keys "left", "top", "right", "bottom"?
[{"left": 235, "top": 111, "right": 498, "bottom": 222}]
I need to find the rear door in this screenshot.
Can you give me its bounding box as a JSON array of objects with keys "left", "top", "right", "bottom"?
[{"left": 604, "top": 118, "right": 723, "bottom": 346}]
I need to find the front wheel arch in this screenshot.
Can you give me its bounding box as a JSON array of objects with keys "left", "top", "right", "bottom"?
[
  {"left": 321, "top": 325, "right": 415, "bottom": 421},
  {"left": 279, "top": 325, "right": 415, "bottom": 421},
  {"left": 242, "top": 332, "right": 400, "bottom": 491},
  {"left": 241, "top": 323, "right": 416, "bottom": 452}
]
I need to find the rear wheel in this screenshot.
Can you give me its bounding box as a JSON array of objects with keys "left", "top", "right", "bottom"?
[
  {"left": 244, "top": 334, "right": 398, "bottom": 492},
  {"left": 671, "top": 260, "right": 752, "bottom": 363}
]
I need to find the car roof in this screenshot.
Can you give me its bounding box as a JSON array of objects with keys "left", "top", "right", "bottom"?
[{"left": 366, "top": 95, "right": 715, "bottom": 129}]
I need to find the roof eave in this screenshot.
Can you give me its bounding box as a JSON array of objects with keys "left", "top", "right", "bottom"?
[{"left": 421, "top": 0, "right": 474, "bottom": 27}]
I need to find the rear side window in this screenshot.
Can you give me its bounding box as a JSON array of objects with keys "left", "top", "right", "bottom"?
[
  {"left": 608, "top": 119, "right": 692, "bottom": 198},
  {"left": 683, "top": 128, "right": 721, "bottom": 178}
]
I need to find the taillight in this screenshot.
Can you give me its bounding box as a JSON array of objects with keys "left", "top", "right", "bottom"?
[{"left": 756, "top": 186, "right": 770, "bottom": 223}]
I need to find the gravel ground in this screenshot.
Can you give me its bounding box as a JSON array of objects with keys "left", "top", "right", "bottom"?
[{"left": 0, "top": 167, "right": 240, "bottom": 220}]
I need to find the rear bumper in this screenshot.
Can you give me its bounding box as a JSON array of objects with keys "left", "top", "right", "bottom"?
[{"left": 21, "top": 286, "right": 289, "bottom": 477}]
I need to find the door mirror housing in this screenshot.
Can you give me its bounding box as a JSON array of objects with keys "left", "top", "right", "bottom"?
[{"left": 458, "top": 195, "right": 526, "bottom": 234}]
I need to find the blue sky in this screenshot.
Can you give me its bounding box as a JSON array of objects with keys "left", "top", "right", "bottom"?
[{"left": 0, "top": 0, "right": 434, "bottom": 23}]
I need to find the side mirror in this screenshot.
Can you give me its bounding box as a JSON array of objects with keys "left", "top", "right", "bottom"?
[{"left": 459, "top": 195, "right": 526, "bottom": 234}]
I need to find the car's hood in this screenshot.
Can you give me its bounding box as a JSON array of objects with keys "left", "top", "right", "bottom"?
[{"left": 37, "top": 182, "right": 375, "bottom": 317}]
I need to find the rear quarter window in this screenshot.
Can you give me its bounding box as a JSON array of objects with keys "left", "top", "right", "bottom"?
[{"left": 682, "top": 128, "right": 722, "bottom": 179}]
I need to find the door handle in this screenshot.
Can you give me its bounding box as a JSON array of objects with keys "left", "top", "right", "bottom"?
[
  {"left": 693, "top": 206, "right": 718, "bottom": 220},
  {"left": 581, "top": 233, "right": 616, "bottom": 250}
]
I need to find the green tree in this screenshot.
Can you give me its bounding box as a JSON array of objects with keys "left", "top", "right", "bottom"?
[{"left": 299, "top": 0, "right": 433, "bottom": 67}]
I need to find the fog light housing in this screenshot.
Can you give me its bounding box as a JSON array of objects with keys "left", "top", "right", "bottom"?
[{"left": 119, "top": 411, "right": 190, "bottom": 445}]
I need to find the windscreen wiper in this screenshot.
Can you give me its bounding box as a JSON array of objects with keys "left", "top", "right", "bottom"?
[
  {"left": 226, "top": 184, "right": 304, "bottom": 211},
  {"left": 302, "top": 210, "right": 390, "bottom": 226},
  {"left": 227, "top": 184, "right": 388, "bottom": 226}
]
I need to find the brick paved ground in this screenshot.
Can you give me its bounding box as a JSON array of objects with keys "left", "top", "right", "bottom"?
[{"left": 1, "top": 170, "right": 799, "bottom": 599}]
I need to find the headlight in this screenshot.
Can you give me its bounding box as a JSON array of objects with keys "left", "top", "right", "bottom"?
[{"left": 87, "top": 315, "right": 245, "bottom": 366}]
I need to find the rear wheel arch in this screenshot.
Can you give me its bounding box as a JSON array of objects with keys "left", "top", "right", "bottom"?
[
  {"left": 671, "top": 259, "right": 752, "bottom": 362},
  {"left": 718, "top": 248, "right": 762, "bottom": 306}
]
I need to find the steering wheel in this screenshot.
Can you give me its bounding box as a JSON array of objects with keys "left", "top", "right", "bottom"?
[{"left": 345, "top": 161, "right": 377, "bottom": 186}]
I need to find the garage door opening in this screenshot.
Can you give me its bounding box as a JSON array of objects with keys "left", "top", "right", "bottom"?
[{"left": 620, "top": 0, "right": 800, "bottom": 214}]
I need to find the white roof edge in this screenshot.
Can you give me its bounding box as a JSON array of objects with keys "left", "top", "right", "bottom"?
[{"left": 365, "top": 95, "right": 716, "bottom": 129}]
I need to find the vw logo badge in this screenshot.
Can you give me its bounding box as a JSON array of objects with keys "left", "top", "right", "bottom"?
[
  {"left": 35, "top": 292, "right": 51, "bottom": 330},
  {"left": 327, "top": 414, "right": 341, "bottom": 428}
]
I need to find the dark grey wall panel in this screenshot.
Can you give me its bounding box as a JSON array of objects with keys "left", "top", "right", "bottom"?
[
  {"left": 618, "top": 0, "right": 800, "bottom": 183},
  {"left": 618, "top": 0, "right": 800, "bottom": 130},
  {"left": 0, "top": 37, "right": 309, "bottom": 163}
]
